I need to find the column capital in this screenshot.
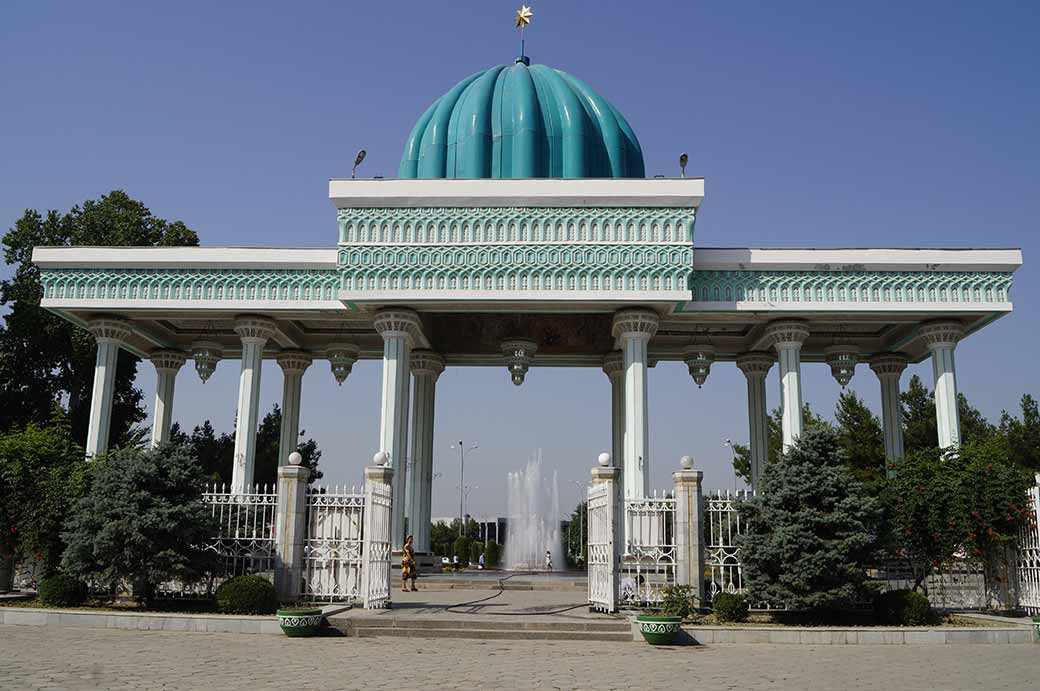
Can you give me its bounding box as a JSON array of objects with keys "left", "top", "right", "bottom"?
[
  {"left": 917, "top": 320, "right": 964, "bottom": 350},
  {"left": 276, "top": 349, "right": 313, "bottom": 374},
  {"left": 149, "top": 349, "right": 187, "bottom": 372},
  {"left": 325, "top": 342, "right": 359, "bottom": 385},
  {"left": 602, "top": 350, "right": 624, "bottom": 379},
  {"left": 373, "top": 308, "right": 423, "bottom": 346},
  {"left": 869, "top": 352, "right": 909, "bottom": 378},
  {"left": 277, "top": 464, "right": 311, "bottom": 482},
  {"left": 364, "top": 464, "right": 395, "bottom": 485},
  {"left": 87, "top": 317, "right": 132, "bottom": 343},
  {"left": 234, "top": 315, "right": 277, "bottom": 343},
  {"left": 736, "top": 351, "right": 774, "bottom": 377},
  {"left": 591, "top": 466, "right": 621, "bottom": 483},
  {"left": 764, "top": 319, "right": 810, "bottom": 350},
  {"left": 672, "top": 469, "right": 704, "bottom": 485},
  {"left": 410, "top": 349, "right": 445, "bottom": 379},
  {"left": 611, "top": 308, "right": 659, "bottom": 339}
]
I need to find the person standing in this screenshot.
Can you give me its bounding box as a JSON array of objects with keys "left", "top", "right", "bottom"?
[
  {"left": 401, "top": 535, "right": 418, "bottom": 592},
  {"left": 544, "top": 550, "right": 553, "bottom": 573}
]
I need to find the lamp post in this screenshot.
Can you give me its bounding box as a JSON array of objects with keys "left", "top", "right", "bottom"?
[
  {"left": 450, "top": 440, "right": 478, "bottom": 536},
  {"left": 724, "top": 438, "right": 738, "bottom": 492}
]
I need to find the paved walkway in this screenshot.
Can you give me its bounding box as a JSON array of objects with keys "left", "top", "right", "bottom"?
[{"left": 0, "top": 624, "right": 1034, "bottom": 690}]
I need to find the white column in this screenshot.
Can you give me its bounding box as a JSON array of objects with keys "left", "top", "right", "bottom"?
[
  {"left": 602, "top": 351, "right": 625, "bottom": 478},
  {"left": 409, "top": 350, "right": 443, "bottom": 553},
  {"left": 374, "top": 308, "right": 422, "bottom": 549},
  {"left": 870, "top": 353, "right": 908, "bottom": 474},
  {"left": 919, "top": 320, "right": 965, "bottom": 449},
  {"left": 612, "top": 309, "right": 659, "bottom": 500},
  {"left": 765, "top": 320, "right": 810, "bottom": 452},
  {"left": 276, "top": 350, "right": 312, "bottom": 466},
  {"left": 85, "top": 318, "right": 132, "bottom": 458},
  {"left": 736, "top": 352, "right": 774, "bottom": 488},
  {"left": 149, "top": 350, "right": 187, "bottom": 447},
  {"left": 231, "top": 316, "right": 276, "bottom": 494}
]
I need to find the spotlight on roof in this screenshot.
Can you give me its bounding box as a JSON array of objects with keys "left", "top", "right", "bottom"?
[
  {"left": 352, "top": 149, "right": 367, "bottom": 179},
  {"left": 679, "top": 152, "right": 688, "bottom": 178}
]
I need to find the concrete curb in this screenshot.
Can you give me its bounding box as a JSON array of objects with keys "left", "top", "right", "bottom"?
[
  {"left": 628, "top": 619, "right": 1036, "bottom": 645},
  {"left": 0, "top": 604, "right": 351, "bottom": 636}
]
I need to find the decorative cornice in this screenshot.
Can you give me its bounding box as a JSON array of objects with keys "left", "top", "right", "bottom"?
[
  {"left": 410, "top": 349, "right": 445, "bottom": 379},
  {"left": 689, "top": 269, "right": 1013, "bottom": 308},
  {"left": 612, "top": 309, "right": 660, "bottom": 339},
  {"left": 149, "top": 349, "right": 188, "bottom": 372},
  {"left": 87, "top": 317, "right": 132, "bottom": 343},
  {"left": 764, "top": 320, "right": 811, "bottom": 350},
  {"left": 337, "top": 207, "right": 696, "bottom": 245},
  {"left": 917, "top": 320, "right": 965, "bottom": 350},
  {"left": 233, "top": 315, "right": 277, "bottom": 343},
  {"left": 602, "top": 351, "right": 624, "bottom": 379},
  {"left": 275, "top": 349, "right": 313, "bottom": 374},
  {"left": 735, "top": 352, "right": 774, "bottom": 377},
  {"left": 869, "top": 353, "right": 909, "bottom": 378}
]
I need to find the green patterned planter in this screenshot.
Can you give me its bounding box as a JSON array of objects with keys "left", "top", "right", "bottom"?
[
  {"left": 636, "top": 615, "right": 682, "bottom": 645},
  {"left": 276, "top": 608, "right": 323, "bottom": 638}
]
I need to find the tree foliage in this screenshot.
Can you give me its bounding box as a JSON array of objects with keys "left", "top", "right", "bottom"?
[
  {"left": 0, "top": 416, "right": 89, "bottom": 572},
  {"left": 834, "top": 391, "right": 886, "bottom": 489},
  {"left": 737, "top": 426, "right": 884, "bottom": 613},
  {"left": 564, "top": 501, "right": 588, "bottom": 569},
  {"left": 1000, "top": 394, "right": 1040, "bottom": 473},
  {"left": 732, "top": 403, "right": 831, "bottom": 484},
  {"left": 60, "top": 445, "right": 217, "bottom": 599},
  {"left": 0, "top": 191, "right": 198, "bottom": 447}
]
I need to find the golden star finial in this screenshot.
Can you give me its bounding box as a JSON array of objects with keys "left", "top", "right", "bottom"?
[{"left": 515, "top": 5, "right": 533, "bottom": 29}]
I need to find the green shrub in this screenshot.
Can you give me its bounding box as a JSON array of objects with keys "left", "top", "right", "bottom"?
[
  {"left": 712, "top": 593, "right": 749, "bottom": 623},
  {"left": 215, "top": 575, "right": 277, "bottom": 615},
  {"left": 452, "top": 536, "right": 472, "bottom": 566},
  {"left": 485, "top": 541, "right": 501, "bottom": 567},
  {"left": 38, "top": 573, "right": 88, "bottom": 607},
  {"left": 469, "top": 541, "right": 483, "bottom": 565},
  {"left": 660, "top": 585, "right": 700, "bottom": 620},
  {"left": 874, "top": 589, "right": 933, "bottom": 626}
]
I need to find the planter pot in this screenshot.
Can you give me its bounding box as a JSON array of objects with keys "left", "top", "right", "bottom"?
[
  {"left": 636, "top": 614, "right": 682, "bottom": 645},
  {"left": 276, "top": 608, "right": 324, "bottom": 637}
]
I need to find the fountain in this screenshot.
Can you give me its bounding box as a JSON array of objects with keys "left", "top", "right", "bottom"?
[{"left": 504, "top": 451, "right": 563, "bottom": 571}]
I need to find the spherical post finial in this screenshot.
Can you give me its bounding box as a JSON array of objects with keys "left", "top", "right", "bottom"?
[
  {"left": 288, "top": 451, "right": 303, "bottom": 466},
  {"left": 373, "top": 451, "right": 390, "bottom": 467},
  {"left": 680, "top": 455, "right": 694, "bottom": 470},
  {"left": 597, "top": 452, "right": 611, "bottom": 467}
]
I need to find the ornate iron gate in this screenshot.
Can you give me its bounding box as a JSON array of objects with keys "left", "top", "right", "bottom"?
[
  {"left": 361, "top": 479, "right": 393, "bottom": 608},
  {"left": 621, "top": 493, "right": 676, "bottom": 605},
  {"left": 705, "top": 490, "right": 752, "bottom": 600},
  {"left": 1018, "top": 484, "right": 1040, "bottom": 615},
  {"left": 587, "top": 482, "right": 616, "bottom": 612},
  {"left": 301, "top": 487, "right": 364, "bottom": 602}
]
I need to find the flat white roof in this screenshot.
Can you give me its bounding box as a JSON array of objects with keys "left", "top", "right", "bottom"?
[
  {"left": 692, "top": 247, "right": 1023, "bottom": 273},
  {"left": 328, "top": 178, "right": 705, "bottom": 209},
  {"left": 31, "top": 247, "right": 338, "bottom": 270}
]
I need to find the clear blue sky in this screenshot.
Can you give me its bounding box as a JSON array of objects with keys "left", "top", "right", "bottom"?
[{"left": 2, "top": 1, "right": 1038, "bottom": 517}]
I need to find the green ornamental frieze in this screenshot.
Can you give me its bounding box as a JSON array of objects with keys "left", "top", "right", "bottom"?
[
  {"left": 40, "top": 268, "right": 342, "bottom": 303},
  {"left": 337, "top": 207, "right": 697, "bottom": 245},
  {"left": 689, "top": 269, "right": 1014, "bottom": 305}
]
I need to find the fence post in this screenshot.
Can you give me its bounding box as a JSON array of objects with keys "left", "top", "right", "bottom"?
[
  {"left": 274, "top": 452, "right": 310, "bottom": 602},
  {"left": 590, "top": 452, "right": 621, "bottom": 612},
  {"left": 673, "top": 455, "right": 705, "bottom": 603},
  {"left": 362, "top": 456, "right": 395, "bottom": 609}
]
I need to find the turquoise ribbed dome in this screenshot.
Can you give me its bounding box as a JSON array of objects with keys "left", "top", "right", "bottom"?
[{"left": 399, "top": 61, "right": 645, "bottom": 179}]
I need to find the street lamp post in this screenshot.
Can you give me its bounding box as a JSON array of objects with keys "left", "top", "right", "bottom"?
[
  {"left": 724, "top": 438, "right": 738, "bottom": 492},
  {"left": 450, "top": 440, "right": 479, "bottom": 536}
]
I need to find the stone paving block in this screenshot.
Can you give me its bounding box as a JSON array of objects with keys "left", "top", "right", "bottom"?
[
  {"left": 768, "top": 629, "right": 801, "bottom": 644},
  {"left": 1, "top": 610, "right": 48, "bottom": 626}
]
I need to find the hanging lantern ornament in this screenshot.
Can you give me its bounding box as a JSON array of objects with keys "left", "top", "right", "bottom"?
[
  {"left": 190, "top": 341, "right": 223, "bottom": 383},
  {"left": 825, "top": 345, "right": 859, "bottom": 388},
  {"left": 326, "top": 343, "right": 359, "bottom": 386},
  {"left": 683, "top": 344, "right": 716, "bottom": 388},
  {"left": 500, "top": 338, "right": 538, "bottom": 386}
]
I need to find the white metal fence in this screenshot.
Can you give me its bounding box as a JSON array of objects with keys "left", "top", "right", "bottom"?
[
  {"left": 301, "top": 486, "right": 365, "bottom": 602},
  {"left": 705, "top": 489, "right": 753, "bottom": 601},
  {"left": 1017, "top": 484, "right": 1040, "bottom": 615},
  {"left": 587, "top": 482, "right": 615, "bottom": 612},
  {"left": 202, "top": 483, "right": 278, "bottom": 577},
  {"left": 620, "top": 492, "right": 676, "bottom": 606},
  {"left": 361, "top": 479, "right": 393, "bottom": 608}
]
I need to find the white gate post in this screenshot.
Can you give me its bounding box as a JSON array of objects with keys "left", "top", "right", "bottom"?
[
  {"left": 274, "top": 452, "right": 310, "bottom": 602},
  {"left": 589, "top": 453, "right": 620, "bottom": 612},
  {"left": 673, "top": 456, "right": 705, "bottom": 602},
  {"left": 362, "top": 457, "right": 394, "bottom": 609}
]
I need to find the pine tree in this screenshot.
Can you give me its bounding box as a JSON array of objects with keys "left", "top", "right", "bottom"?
[
  {"left": 1000, "top": 394, "right": 1040, "bottom": 473},
  {"left": 737, "top": 426, "right": 883, "bottom": 613},
  {"left": 731, "top": 402, "right": 830, "bottom": 484},
  {"left": 835, "top": 391, "right": 886, "bottom": 488}
]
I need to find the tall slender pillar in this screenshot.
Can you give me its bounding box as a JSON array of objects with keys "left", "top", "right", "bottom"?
[
  {"left": 602, "top": 351, "right": 625, "bottom": 479},
  {"left": 231, "top": 316, "right": 276, "bottom": 494},
  {"left": 275, "top": 350, "right": 312, "bottom": 466},
  {"left": 374, "top": 308, "right": 422, "bottom": 548},
  {"left": 870, "top": 353, "right": 908, "bottom": 474},
  {"left": 149, "top": 350, "right": 187, "bottom": 447},
  {"left": 612, "top": 309, "right": 659, "bottom": 500},
  {"left": 409, "top": 350, "right": 444, "bottom": 553},
  {"left": 919, "top": 320, "right": 965, "bottom": 449},
  {"left": 85, "top": 318, "right": 132, "bottom": 458},
  {"left": 736, "top": 352, "right": 774, "bottom": 488},
  {"left": 765, "top": 320, "right": 810, "bottom": 452}
]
